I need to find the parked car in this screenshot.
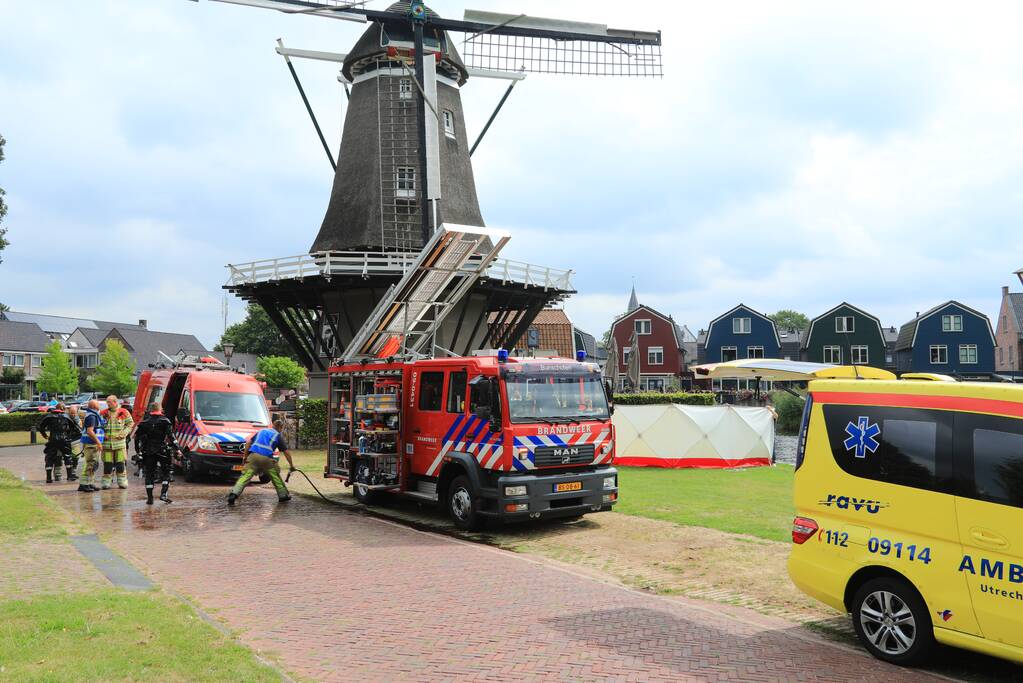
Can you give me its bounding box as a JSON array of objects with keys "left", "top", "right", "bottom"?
[
  {"left": 1, "top": 400, "right": 26, "bottom": 412},
  {"left": 0, "top": 403, "right": 7, "bottom": 414},
  {"left": 12, "top": 401, "right": 50, "bottom": 412}
]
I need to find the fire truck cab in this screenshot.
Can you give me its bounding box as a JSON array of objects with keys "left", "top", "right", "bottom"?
[
  {"left": 327, "top": 351, "right": 618, "bottom": 530},
  {"left": 134, "top": 356, "right": 271, "bottom": 481}
]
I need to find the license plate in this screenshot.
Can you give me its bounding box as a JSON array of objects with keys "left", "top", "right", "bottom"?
[
  {"left": 554, "top": 481, "right": 582, "bottom": 493},
  {"left": 232, "top": 465, "right": 244, "bottom": 471}
]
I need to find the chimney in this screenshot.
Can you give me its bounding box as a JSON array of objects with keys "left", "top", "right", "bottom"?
[
  {"left": 138, "top": 319, "right": 147, "bottom": 329},
  {"left": 916, "top": 312, "right": 920, "bottom": 319},
  {"left": 1003, "top": 286, "right": 1010, "bottom": 297}
]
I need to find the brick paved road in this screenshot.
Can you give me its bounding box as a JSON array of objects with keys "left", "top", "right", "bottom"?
[{"left": 1, "top": 447, "right": 946, "bottom": 682}]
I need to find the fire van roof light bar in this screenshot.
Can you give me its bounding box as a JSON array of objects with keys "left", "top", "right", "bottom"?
[{"left": 342, "top": 224, "right": 511, "bottom": 363}]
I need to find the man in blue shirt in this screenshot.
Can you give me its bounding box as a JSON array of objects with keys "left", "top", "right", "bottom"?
[
  {"left": 227, "top": 419, "right": 294, "bottom": 506},
  {"left": 78, "top": 400, "right": 104, "bottom": 493}
]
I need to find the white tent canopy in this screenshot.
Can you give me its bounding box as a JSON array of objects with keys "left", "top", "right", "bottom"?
[{"left": 613, "top": 404, "right": 774, "bottom": 468}]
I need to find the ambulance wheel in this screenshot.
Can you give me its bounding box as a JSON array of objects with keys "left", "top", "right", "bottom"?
[
  {"left": 851, "top": 577, "right": 934, "bottom": 666},
  {"left": 182, "top": 452, "right": 201, "bottom": 483},
  {"left": 447, "top": 475, "right": 483, "bottom": 531},
  {"left": 353, "top": 482, "right": 376, "bottom": 504}
]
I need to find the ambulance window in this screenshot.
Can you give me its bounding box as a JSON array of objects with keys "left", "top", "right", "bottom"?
[
  {"left": 447, "top": 371, "right": 467, "bottom": 413},
  {"left": 972, "top": 426, "right": 1023, "bottom": 508},
  {"left": 823, "top": 405, "right": 951, "bottom": 493},
  {"left": 880, "top": 419, "right": 938, "bottom": 487},
  {"left": 418, "top": 372, "right": 444, "bottom": 412}
]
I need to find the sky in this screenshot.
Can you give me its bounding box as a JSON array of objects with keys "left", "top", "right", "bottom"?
[{"left": 2, "top": 0, "right": 1023, "bottom": 348}]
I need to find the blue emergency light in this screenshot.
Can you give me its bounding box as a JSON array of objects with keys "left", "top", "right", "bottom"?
[
  {"left": 577, "top": 350, "right": 587, "bottom": 362},
  {"left": 497, "top": 349, "right": 509, "bottom": 363}
]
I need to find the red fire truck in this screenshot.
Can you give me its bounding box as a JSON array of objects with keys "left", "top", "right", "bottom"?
[{"left": 327, "top": 350, "right": 618, "bottom": 529}]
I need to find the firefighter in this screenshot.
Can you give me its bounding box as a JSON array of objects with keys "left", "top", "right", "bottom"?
[
  {"left": 227, "top": 419, "right": 294, "bottom": 506},
  {"left": 78, "top": 399, "right": 104, "bottom": 493},
  {"left": 100, "top": 395, "right": 134, "bottom": 490},
  {"left": 134, "top": 402, "right": 179, "bottom": 505},
  {"left": 38, "top": 403, "right": 81, "bottom": 483},
  {"left": 65, "top": 404, "right": 82, "bottom": 480}
]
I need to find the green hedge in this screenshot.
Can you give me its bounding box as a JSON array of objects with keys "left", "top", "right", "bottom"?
[
  {"left": 0, "top": 412, "right": 44, "bottom": 433},
  {"left": 296, "top": 398, "right": 327, "bottom": 448},
  {"left": 614, "top": 392, "right": 715, "bottom": 406}
]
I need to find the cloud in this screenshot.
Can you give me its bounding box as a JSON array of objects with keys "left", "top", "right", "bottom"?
[{"left": 2, "top": 0, "right": 1022, "bottom": 351}]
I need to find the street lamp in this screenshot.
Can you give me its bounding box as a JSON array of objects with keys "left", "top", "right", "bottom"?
[{"left": 223, "top": 342, "right": 235, "bottom": 368}]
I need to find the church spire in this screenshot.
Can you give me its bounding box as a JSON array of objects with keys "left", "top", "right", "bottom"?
[{"left": 627, "top": 283, "right": 639, "bottom": 312}]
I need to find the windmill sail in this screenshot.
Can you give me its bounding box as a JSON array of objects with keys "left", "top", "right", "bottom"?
[{"left": 458, "top": 10, "right": 663, "bottom": 77}]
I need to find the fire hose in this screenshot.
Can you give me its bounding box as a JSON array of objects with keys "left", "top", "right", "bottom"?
[{"left": 285, "top": 467, "right": 336, "bottom": 504}]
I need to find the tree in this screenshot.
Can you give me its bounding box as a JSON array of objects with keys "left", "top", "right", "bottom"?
[
  {"left": 90, "top": 340, "right": 136, "bottom": 397},
  {"left": 0, "top": 134, "right": 8, "bottom": 312},
  {"left": 37, "top": 341, "right": 78, "bottom": 396},
  {"left": 257, "top": 355, "right": 306, "bottom": 389},
  {"left": 1, "top": 366, "right": 24, "bottom": 385},
  {"left": 217, "top": 303, "right": 298, "bottom": 360},
  {"left": 769, "top": 309, "right": 809, "bottom": 331}
]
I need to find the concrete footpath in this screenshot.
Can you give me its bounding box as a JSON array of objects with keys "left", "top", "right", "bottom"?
[{"left": 1, "top": 446, "right": 949, "bottom": 682}]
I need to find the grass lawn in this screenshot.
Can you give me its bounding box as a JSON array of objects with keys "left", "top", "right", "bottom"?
[
  {"left": 0, "top": 593, "right": 280, "bottom": 682},
  {"left": 614, "top": 465, "right": 795, "bottom": 542},
  {"left": 0, "top": 431, "right": 34, "bottom": 447},
  {"left": 0, "top": 468, "right": 282, "bottom": 681},
  {"left": 0, "top": 468, "right": 66, "bottom": 537}
]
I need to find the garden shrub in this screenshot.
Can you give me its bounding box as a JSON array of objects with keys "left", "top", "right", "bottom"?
[
  {"left": 614, "top": 392, "right": 715, "bottom": 406},
  {"left": 296, "top": 398, "right": 327, "bottom": 447},
  {"left": 770, "top": 390, "right": 806, "bottom": 434}
]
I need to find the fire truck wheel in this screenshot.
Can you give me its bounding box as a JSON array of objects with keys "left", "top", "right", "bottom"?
[
  {"left": 182, "top": 452, "right": 201, "bottom": 482},
  {"left": 353, "top": 482, "right": 376, "bottom": 504},
  {"left": 447, "top": 475, "right": 483, "bottom": 531}
]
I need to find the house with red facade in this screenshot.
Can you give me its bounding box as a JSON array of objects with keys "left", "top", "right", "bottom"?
[
  {"left": 608, "top": 288, "right": 685, "bottom": 391},
  {"left": 995, "top": 280, "right": 1023, "bottom": 376}
]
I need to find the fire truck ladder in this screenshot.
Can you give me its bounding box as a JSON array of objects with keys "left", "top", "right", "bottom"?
[{"left": 342, "top": 224, "right": 511, "bottom": 362}]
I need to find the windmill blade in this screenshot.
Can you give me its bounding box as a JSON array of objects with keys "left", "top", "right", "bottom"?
[
  {"left": 196, "top": 0, "right": 368, "bottom": 23},
  {"left": 447, "top": 10, "right": 662, "bottom": 77}
]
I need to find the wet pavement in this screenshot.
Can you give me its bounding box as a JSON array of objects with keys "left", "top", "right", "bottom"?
[{"left": 0, "top": 446, "right": 967, "bottom": 682}]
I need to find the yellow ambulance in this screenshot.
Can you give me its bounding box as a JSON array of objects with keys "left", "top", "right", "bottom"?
[{"left": 695, "top": 360, "right": 1023, "bottom": 667}]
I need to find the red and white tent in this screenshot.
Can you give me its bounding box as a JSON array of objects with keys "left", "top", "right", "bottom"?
[{"left": 613, "top": 404, "right": 774, "bottom": 468}]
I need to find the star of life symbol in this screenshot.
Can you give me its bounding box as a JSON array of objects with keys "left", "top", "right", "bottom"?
[{"left": 844, "top": 416, "right": 881, "bottom": 459}]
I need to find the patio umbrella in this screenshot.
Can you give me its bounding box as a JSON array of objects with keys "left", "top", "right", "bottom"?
[
  {"left": 692, "top": 358, "right": 896, "bottom": 382},
  {"left": 626, "top": 331, "right": 641, "bottom": 390}
]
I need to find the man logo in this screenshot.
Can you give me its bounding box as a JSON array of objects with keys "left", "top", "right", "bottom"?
[{"left": 553, "top": 447, "right": 580, "bottom": 458}]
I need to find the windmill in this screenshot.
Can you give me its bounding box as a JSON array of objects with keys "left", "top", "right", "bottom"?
[{"left": 199, "top": 0, "right": 663, "bottom": 386}]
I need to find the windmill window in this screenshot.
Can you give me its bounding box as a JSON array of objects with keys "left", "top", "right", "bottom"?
[
  {"left": 851, "top": 345, "right": 869, "bottom": 365},
  {"left": 930, "top": 345, "right": 948, "bottom": 364},
  {"left": 959, "top": 344, "right": 978, "bottom": 364},
  {"left": 395, "top": 167, "right": 416, "bottom": 198},
  {"left": 823, "top": 346, "right": 842, "bottom": 364},
  {"left": 442, "top": 110, "right": 456, "bottom": 138},
  {"left": 648, "top": 347, "right": 664, "bottom": 365},
  {"left": 721, "top": 346, "right": 738, "bottom": 362},
  {"left": 942, "top": 314, "right": 963, "bottom": 332},
  {"left": 399, "top": 78, "right": 413, "bottom": 100},
  {"left": 836, "top": 316, "right": 855, "bottom": 333},
  {"left": 733, "top": 317, "right": 752, "bottom": 334}
]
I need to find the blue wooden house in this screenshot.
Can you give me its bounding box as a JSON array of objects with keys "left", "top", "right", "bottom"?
[
  {"left": 703, "top": 304, "right": 781, "bottom": 363},
  {"left": 894, "top": 301, "right": 995, "bottom": 375}
]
